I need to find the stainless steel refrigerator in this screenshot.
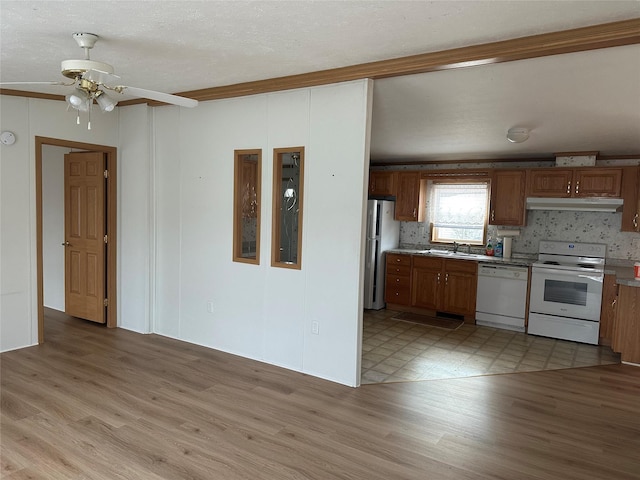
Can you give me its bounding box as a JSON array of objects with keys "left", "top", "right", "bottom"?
[{"left": 364, "top": 199, "right": 400, "bottom": 310}]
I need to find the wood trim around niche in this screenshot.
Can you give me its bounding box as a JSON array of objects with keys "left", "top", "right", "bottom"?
[{"left": 4, "top": 19, "right": 637, "bottom": 107}]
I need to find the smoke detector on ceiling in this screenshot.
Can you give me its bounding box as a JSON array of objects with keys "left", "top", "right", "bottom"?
[{"left": 506, "top": 127, "right": 530, "bottom": 143}]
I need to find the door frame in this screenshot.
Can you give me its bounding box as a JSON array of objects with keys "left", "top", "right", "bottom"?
[{"left": 35, "top": 136, "right": 118, "bottom": 342}]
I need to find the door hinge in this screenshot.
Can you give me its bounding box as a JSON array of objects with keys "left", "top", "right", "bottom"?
[
  {"left": 104, "top": 234, "right": 108, "bottom": 244},
  {"left": 104, "top": 169, "right": 109, "bottom": 178},
  {"left": 104, "top": 298, "right": 109, "bottom": 307}
]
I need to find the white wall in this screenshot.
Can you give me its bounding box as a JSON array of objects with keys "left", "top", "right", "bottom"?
[
  {"left": 2, "top": 82, "right": 372, "bottom": 387},
  {"left": 42, "top": 145, "right": 67, "bottom": 311},
  {"left": 0, "top": 95, "right": 118, "bottom": 352},
  {"left": 117, "top": 104, "right": 152, "bottom": 334},
  {"left": 152, "top": 80, "right": 373, "bottom": 386}
]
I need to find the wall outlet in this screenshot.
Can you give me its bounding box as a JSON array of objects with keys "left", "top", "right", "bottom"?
[
  {"left": 311, "top": 321, "right": 319, "bottom": 335},
  {"left": 207, "top": 301, "right": 214, "bottom": 313}
]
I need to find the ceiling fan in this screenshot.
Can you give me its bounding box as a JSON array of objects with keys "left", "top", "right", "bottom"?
[{"left": 1, "top": 32, "right": 198, "bottom": 129}]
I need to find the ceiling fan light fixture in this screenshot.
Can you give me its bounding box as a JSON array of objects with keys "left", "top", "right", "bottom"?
[
  {"left": 95, "top": 91, "right": 117, "bottom": 112},
  {"left": 66, "top": 89, "right": 90, "bottom": 111},
  {"left": 506, "top": 127, "right": 530, "bottom": 143}
]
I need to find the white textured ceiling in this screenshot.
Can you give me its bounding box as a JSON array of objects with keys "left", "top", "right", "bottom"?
[{"left": 1, "top": 1, "right": 639, "bottom": 161}]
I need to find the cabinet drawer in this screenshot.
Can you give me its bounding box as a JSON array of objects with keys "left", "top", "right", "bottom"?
[
  {"left": 386, "top": 274, "right": 411, "bottom": 288},
  {"left": 386, "top": 253, "right": 411, "bottom": 267},
  {"left": 412, "top": 255, "right": 443, "bottom": 270},
  {"left": 387, "top": 264, "right": 411, "bottom": 276},
  {"left": 385, "top": 287, "right": 411, "bottom": 305},
  {"left": 445, "top": 259, "right": 478, "bottom": 274}
]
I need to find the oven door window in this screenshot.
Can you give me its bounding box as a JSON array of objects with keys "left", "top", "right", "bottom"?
[{"left": 543, "top": 279, "right": 588, "bottom": 306}]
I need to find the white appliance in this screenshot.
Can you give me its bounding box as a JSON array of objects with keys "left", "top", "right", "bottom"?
[
  {"left": 528, "top": 240, "right": 606, "bottom": 345},
  {"left": 363, "top": 200, "right": 400, "bottom": 310},
  {"left": 476, "top": 264, "right": 528, "bottom": 332}
]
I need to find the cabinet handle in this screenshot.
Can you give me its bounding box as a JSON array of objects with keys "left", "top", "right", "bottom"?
[
  {"left": 633, "top": 213, "right": 638, "bottom": 229},
  {"left": 491, "top": 210, "right": 495, "bottom": 222},
  {"left": 413, "top": 208, "right": 417, "bottom": 218},
  {"left": 566, "top": 181, "right": 571, "bottom": 194},
  {"left": 396, "top": 258, "right": 401, "bottom": 263},
  {"left": 396, "top": 278, "right": 400, "bottom": 283},
  {"left": 437, "top": 273, "right": 441, "bottom": 284},
  {"left": 445, "top": 273, "right": 449, "bottom": 285},
  {"left": 575, "top": 181, "right": 580, "bottom": 195},
  {"left": 611, "top": 298, "right": 617, "bottom": 308}
]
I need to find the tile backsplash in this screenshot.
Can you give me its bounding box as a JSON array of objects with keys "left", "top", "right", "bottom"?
[{"left": 400, "top": 210, "right": 640, "bottom": 260}]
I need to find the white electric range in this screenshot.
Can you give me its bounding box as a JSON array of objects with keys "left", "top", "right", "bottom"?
[{"left": 527, "top": 240, "right": 606, "bottom": 345}]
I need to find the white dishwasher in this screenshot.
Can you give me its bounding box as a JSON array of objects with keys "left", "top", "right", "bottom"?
[{"left": 475, "top": 263, "right": 528, "bottom": 332}]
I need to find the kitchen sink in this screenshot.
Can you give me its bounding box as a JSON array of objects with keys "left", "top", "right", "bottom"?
[{"left": 420, "top": 249, "right": 489, "bottom": 260}]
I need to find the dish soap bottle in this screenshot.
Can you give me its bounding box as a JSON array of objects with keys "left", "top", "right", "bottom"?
[
  {"left": 485, "top": 237, "right": 494, "bottom": 256},
  {"left": 495, "top": 238, "right": 503, "bottom": 257}
]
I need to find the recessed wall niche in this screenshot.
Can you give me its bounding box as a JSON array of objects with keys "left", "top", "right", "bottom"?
[
  {"left": 272, "top": 147, "right": 305, "bottom": 269},
  {"left": 233, "top": 149, "right": 262, "bottom": 264}
]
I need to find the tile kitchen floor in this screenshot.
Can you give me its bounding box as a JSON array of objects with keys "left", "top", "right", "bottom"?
[{"left": 361, "top": 309, "right": 621, "bottom": 385}]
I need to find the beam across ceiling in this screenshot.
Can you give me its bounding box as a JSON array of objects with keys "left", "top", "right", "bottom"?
[
  {"left": 162, "top": 18, "right": 640, "bottom": 104},
  {"left": 2, "top": 18, "right": 639, "bottom": 106}
]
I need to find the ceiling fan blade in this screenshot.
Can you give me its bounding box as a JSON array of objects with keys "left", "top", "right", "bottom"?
[
  {"left": 83, "top": 69, "right": 121, "bottom": 85},
  {"left": 0, "top": 81, "right": 71, "bottom": 87},
  {"left": 115, "top": 85, "right": 198, "bottom": 108}
]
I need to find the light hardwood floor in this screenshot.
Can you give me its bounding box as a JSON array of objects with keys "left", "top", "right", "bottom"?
[{"left": 2, "top": 309, "right": 640, "bottom": 479}]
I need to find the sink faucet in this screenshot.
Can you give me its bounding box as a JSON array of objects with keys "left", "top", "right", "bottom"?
[
  {"left": 465, "top": 243, "right": 472, "bottom": 254},
  {"left": 453, "top": 241, "right": 459, "bottom": 253}
]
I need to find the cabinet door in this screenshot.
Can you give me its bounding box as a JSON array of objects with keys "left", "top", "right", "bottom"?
[
  {"left": 369, "top": 171, "right": 396, "bottom": 197},
  {"left": 620, "top": 166, "right": 639, "bottom": 232},
  {"left": 412, "top": 267, "right": 441, "bottom": 310},
  {"left": 574, "top": 168, "right": 622, "bottom": 197},
  {"left": 490, "top": 170, "right": 526, "bottom": 226},
  {"left": 613, "top": 285, "right": 640, "bottom": 363},
  {"left": 442, "top": 260, "right": 478, "bottom": 316},
  {"left": 527, "top": 169, "right": 573, "bottom": 198},
  {"left": 395, "top": 172, "right": 425, "bottom": 222},
  {"left": 599, "top": 274, "right": 618, "bottom": 347},
  {"left": 411, "top": 256, "right": 443, "bottom": 309}
]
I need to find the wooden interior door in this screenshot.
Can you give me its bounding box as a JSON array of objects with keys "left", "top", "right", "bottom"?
[{"left": 64, "top": 151, "right": 106, "bottom": 323}]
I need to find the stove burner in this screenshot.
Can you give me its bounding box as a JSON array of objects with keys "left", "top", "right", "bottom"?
[{"left": 544, "top": 261, "right": 560, "bottom": 265}]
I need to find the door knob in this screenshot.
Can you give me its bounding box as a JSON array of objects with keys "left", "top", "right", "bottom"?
[{"left": 61, "top": 241, "right": 70, "bottom": 246}]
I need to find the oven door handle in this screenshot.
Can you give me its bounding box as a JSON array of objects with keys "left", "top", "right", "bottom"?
[{"left": 532, "top": 267, "right": 603, "bottom": 281}]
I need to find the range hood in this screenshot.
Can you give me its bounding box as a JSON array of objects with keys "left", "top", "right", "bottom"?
[{"left": 526, "top": 197, "right": 624, "bottom": 212}]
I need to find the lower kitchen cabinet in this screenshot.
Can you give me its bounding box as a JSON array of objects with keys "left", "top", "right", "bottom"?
[
  {"left": 599, "top": 274, "right": 618, "bottom": 346},
  {"left": 411, "top": 256, "right": 478, "bottom": 320},
  {"left": 443, "top": 260, "right": 478, "bottom": 317},
  {"left": 384, "top": 253, "right": 412, "bottom": 306},
  {"left": 412, "top": 256, "right": 442, "bottom": 310},
  {"left": 612, "top": 284, "right": 640, "bottom": 364}
]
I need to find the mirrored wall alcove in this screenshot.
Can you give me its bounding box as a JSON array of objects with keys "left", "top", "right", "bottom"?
[
  {"left": 272, "top": 147, "right": 304, "bottom": 269},
  {"left": 233, "top": 149, "right": 262, "bottom": 264}
]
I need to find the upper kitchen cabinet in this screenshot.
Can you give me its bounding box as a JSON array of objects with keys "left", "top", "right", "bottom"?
[
  {"left": 527, "top": 167, "right": 622, "bottom": 198},
  {"left": 395, "top": 172, "right": 426, "bottom": 222},
  {"left": 621, "top": 166, "right": 640, "bottom": 233},
  {"left": 574, "top": 168, "right": 622, "bottom": 197},
  {"left": 490, "top": 170, "right": 526, "bottom": 226},
  {"left": 369, "top": 171, "right": 396, "bottom": 197}
]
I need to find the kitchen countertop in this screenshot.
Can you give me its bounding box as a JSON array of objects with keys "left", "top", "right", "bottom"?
[
  {"left": 604, "top": 259, "right": 640, "bottom": 288},
  {"left": 387, "top": 247, "right": 536, "bottom": 268}
]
